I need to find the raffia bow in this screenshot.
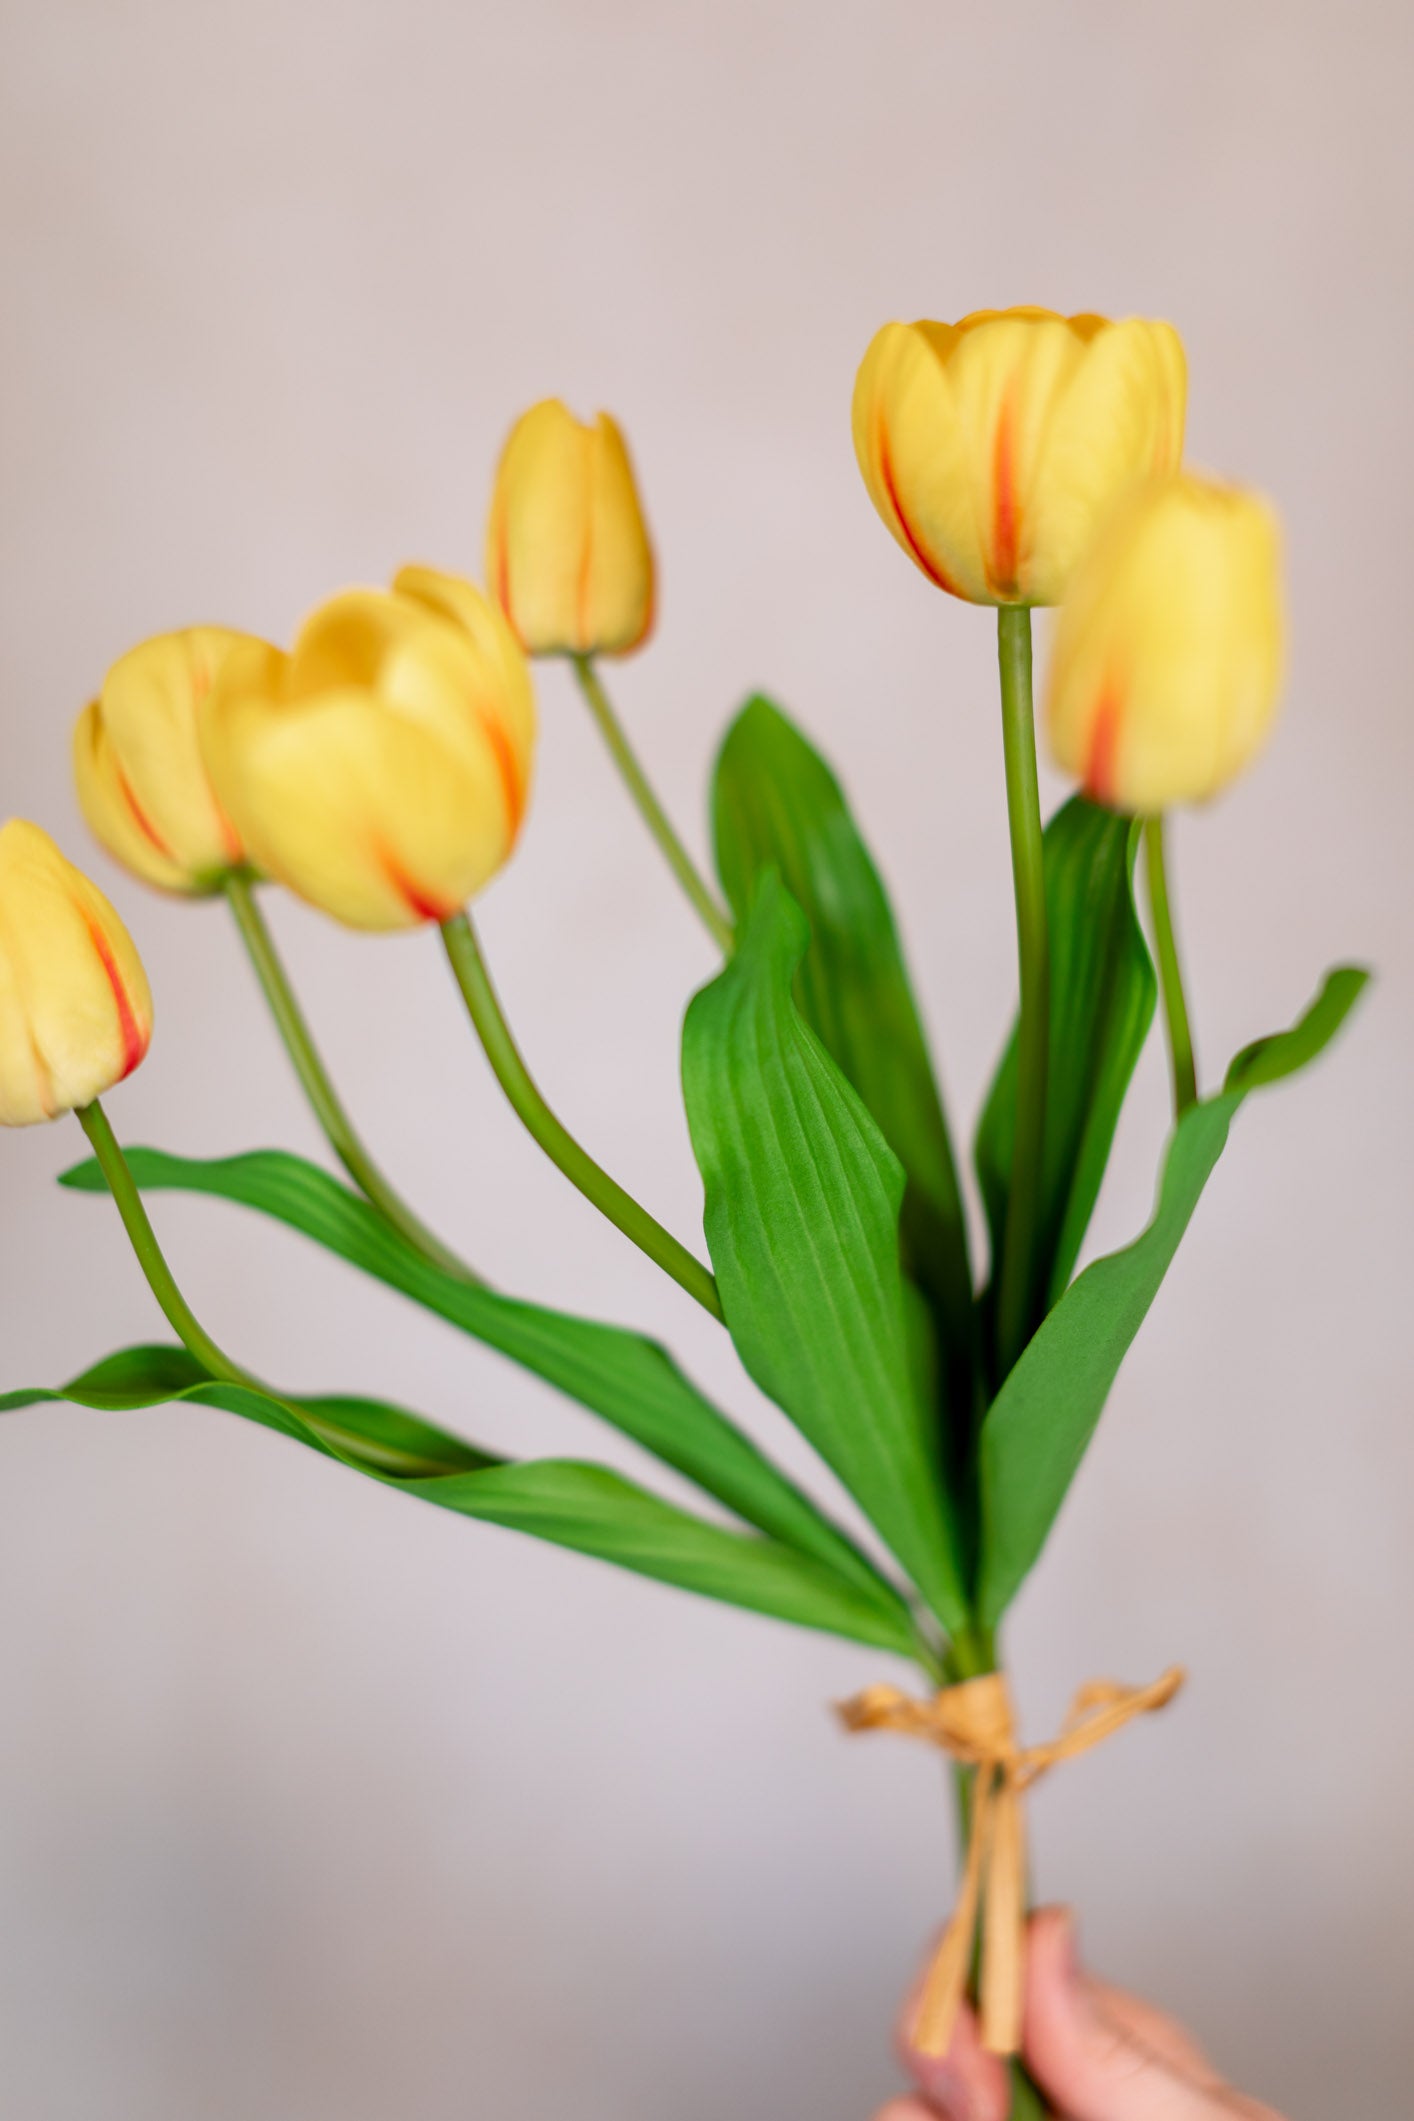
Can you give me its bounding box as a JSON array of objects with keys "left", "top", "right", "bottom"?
[{"left": 838, "top": 1665, "right": 1184, "bottom": 2058}]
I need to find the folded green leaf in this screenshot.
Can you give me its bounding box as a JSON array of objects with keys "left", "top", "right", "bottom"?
[
  {"left": 976, "top": 797, "right": 1156, "bottom": 1361},
  {"left": 976, "top": 965, "right": 1370, "bottom": 1626},
  {"left": 1, "top": 1345, "right": 923, "bottom": 1658},
  {"left": 682, "top": 868, "right": 969, "bottom": 1635},
  {"left": 1, "top": 1343, "right": 501, "bottom": 1473},
  {"left": 713, "top": 696, "right": 975, "bottom": 1433},
  {"left": 60, "top": 1145, "right": 891, "bottom": 1606}
]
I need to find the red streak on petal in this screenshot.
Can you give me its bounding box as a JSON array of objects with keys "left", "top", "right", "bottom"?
[
  {"left": 476, "top": 705, "right": 526, "bottom": 845},
  {"left": 990, "top": 390, "right": 1019, "bottom": 597},
  {"left": 877, "top": 422, "right": 962, "bottom": 598},
  {"left": 215, "top": 804, "right": 244, "bottom": 864},
  {"left": 379, "top": 852, "right": 457, "bottom": 925},
  {"left": 85, "top": 916, "right": 149, "bottom": 1079},
  {"left": 117, "top": 765, "right": 174, "bottom": 860},
  {"left": 1083, "top": 684, "right": 1124, "bottom": 806}
]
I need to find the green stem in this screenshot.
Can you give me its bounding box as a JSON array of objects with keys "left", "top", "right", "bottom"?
[
  {"left": 944, "top": 1622, "right": 998, "bottom": 1682},
  {"left": 995, "top": 607, "right": 1050, "bottom": 1378},
  {"left": 76, "top": 1099, "right": 451, "bottom": 1478},
  {"left": 570, "top": 656, "right": 734, "bottom": 954},
  {"left": 225, "top": 873, "right": 483, "bottom": 1284},
  {"left": 1143, "top": 815, "right": 1198, "bottom": 1117},
  {"left": 78, "top": 1100, "right": 251, "bottom": 1384},
  {"left": 440, "top": 911, "right": 724, "bottom": 1322}
]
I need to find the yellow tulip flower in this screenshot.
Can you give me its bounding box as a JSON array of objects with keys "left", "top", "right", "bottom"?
[
  {"left": 201, "top": 585, "right": 536, "bottom": 932},
  {"left": 852, "top": 308, "right": 1187, "bottom": 606},
  {"left": 75, "top": 627, "right": 260, "bottom": 894},
  {"left": 486, "top": 400, "right": 654, "bottom": 657},
  {"left": 0, "top": 821, "right": 153, "bottom": 1125},
  {"left": 1046, "top": 472, "right": 1285, "bottom": 812}
]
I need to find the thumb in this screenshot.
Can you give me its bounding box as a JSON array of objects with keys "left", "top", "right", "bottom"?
[{"left": 1022, "top": 1909, "right": 1284, "bottom": 2121}]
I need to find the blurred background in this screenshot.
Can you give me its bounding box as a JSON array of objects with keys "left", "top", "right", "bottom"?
[{"left": 1, "top": 3, "right": 1410, "bottom": 2116}]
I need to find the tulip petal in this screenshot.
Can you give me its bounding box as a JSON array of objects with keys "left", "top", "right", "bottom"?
[
  {"left": 0, "top": 821, "right": 152, "bottom": 1124},
  {"left": 202, "top": 591, "right": 535, "bottom": 932},
  {"left": 76, "top": 628, "right": 257, "bottom": 893},
  {"left": 852, "top": 309, "right": 1189, "bottom": 608}
]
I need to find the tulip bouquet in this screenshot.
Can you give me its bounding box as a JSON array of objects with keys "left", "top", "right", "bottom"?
[{"left": 1, "top": 311, "right": 1366, "bottom": 2118}]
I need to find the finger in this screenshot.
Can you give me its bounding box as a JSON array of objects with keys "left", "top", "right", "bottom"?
[
  {"left": 1084, "top": 1979, "right": 1218, "bottom": 2084},
  {"left": 1022, "top": 1908, "right": 1285, "bottom": 2121},
  {"left": 896, "top": 1974, "right": 1012, "bottom": 2121},
  {"left": 872, "top": 2104, "right": 941, "bottom": 2121}
]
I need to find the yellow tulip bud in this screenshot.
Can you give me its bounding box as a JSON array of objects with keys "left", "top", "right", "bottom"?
[
  {"left": 1045, "top": 473, "right": 1285, "bottom": 813},
  {"left": 486, "top": 399, "right": 654, "bottom": 657},
  {"left": 75, "top": 627, "right": 258, "bottom": 894},
  {"left": 852, "top": 308, "right": 1187, "bottom": 606},
  {"left": 0, "top": 821, "right": 153, "bottom": 1125},
  {"left": 200, "top": 584, "right": 535, "bottom": 932}
]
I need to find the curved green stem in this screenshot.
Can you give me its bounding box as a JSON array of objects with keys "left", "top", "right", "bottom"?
[
  {"left": 1143, "top": 815, "right": 1198, "bottom": 1117},
  {"left": 995, "top": 608, "right": 1050, "bottom": 1378},
  {"left": 441, "top": 911, "right": 724, "bottom": 1322},
  {"left": 225, "top": 874, "right": 483, "bottom": 1285},
  {"left": 78, "top": 1100, "right": 252, "bottom": 1384},
  {"left": 571, "top": 656, "right": 734, "bottom": 955},
  {"left": 75, "top": 1100, "right": 451, "bottom": 1477}
]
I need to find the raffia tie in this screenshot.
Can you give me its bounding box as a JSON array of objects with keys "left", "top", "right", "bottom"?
[{"left": 838, "top": 1665, "right": 1184, "bottom": 2059}]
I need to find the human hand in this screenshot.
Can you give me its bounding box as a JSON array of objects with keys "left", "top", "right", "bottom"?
[{"left": 873, "top": 1908, "right": 1286, "bottom": 2121}]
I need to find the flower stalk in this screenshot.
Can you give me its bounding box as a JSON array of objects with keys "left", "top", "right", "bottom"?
[
  {"left": 440, "top": 910, "right": 724, "bottom": 1321},
  {"left": 76, "top": 1098, "right": 450, "bottom": 1478},
  {"left": 1144, "top": 814, "right": 1198, "bottom": 1116},
  {"left": 77, "top": 1099, "right": 255, "bottom": 1387},
  {"left": 225, "top": 873, "right": 482, "bottom": 1282},
  {"left": 995, "top": 607, "right": 1050, "bottom": 1377},
  {"left": 571, "top": 656, "right": 734, "bottom": 954}
]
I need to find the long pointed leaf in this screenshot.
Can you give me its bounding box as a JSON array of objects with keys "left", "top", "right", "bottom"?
[
  {"left": 713, "top": 696, "right": 975, "bottom": 1433},
  {"left": 976, "top": 965, "right": 1369, "bottom": 1625},
  {"left": 59, "top": 1146, "right": 890, "bottom": 1604},
  {"left": 1, "top": 1346, "right": 922, "bottom": 1657},
  {"left": 975, "top": 797, "right": 1156, "bottom": 1357},
  {"left": 682, "top": 868, "right": 968, "bottom": 1634}
]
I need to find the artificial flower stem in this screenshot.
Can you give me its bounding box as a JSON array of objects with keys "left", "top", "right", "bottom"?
[
  {"left": 570, "top": 656, "right": 735, "bottom": 955},
  {"left": 440, "top": 911, "right": 726, "bottom": 1322},
  {"left": 225, "top": 873, "right": 484, "bottom": 1285},
  {"left": 76, "top": 1100, "right": 453, "bottom": 1478},
  {"left": 1143, "top": 814, "right": 1198, "bottom": 1116},
  {"left": 78, "top": 1099, "right": 259, "bottom": 1387},
  {"left": 995, "top": 607, "right": 1050, "bottom": 1377},
  {"left": 944, "top": 1622, "right": 998, "bottom": 1682}
]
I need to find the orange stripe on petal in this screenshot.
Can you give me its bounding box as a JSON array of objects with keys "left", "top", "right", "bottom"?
[
  {"left": 377, "top": 850, "right": 458, "bottom": 925},
  {"left": 1083, "top": 684, "right": 1124, "bottom": 806},
  {"left": 85, "top": 916, "right": 149, "bottom": 1079},
  {"left": 117, "top": 765, "right": 175, "bottom": 861},
  {"left": 990, "top": 391, "right": 1020, "bottom": 597},
  {"left": 877, "top": 422, "right": 962, "bottom": 598},
  {"left": 476, "top": 707, "right": 526, "bottom": 846}
]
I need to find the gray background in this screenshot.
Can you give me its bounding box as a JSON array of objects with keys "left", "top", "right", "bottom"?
[{"left": 1, "top": 3, "right": 1409, "bottom": 2116}]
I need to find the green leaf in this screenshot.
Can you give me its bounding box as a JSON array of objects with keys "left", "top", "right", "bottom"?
[
  {"left": 976, "top": 796, "right": 1157, "bottom": 1352},
  {"left": 1, "top": 1343, "right": 500, "bottom": 1473},
  {"left": 682, "top": 867, "right": 969, "bottom": 1635},
  {"left": 1, "top": 1346, "right": 923, "bottom": 1657},
  {"left": 713, "top": 696, "right": 974, "bottom": 1425},
  {"left": 59, "top": 1145, "right": 894, "bottom": 1607},
  {"left": 976, "top": 965, "right": 1370, "bottom": 1626}
]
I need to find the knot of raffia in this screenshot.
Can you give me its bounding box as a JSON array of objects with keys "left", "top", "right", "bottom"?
[{"left": 838, "top": 1665, "right": 1184, "bottom": 2059}]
